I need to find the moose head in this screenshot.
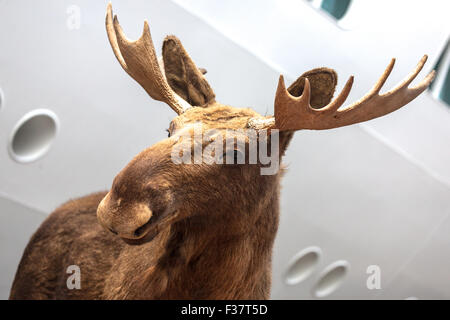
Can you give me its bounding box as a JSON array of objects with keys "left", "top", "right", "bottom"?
[{"left": 97, "top": 3, "right": 435, "bottom": 245}]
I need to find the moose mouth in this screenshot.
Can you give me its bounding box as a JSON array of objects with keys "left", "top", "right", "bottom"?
[
  {"left": 120, "top": 209, "right": 176, "bottom": 245},
  {"left": 122, "top": 230, "right": 158, "bottom": 245},
  {"left": 120, "top": 219, "right": 157, "bottom": 245},
  {"left": 134, "top": 219, "right": 153, "bottom": 238}
]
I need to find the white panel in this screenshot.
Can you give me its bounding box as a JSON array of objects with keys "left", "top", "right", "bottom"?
[
  {"left": 272, "top": 126, "right": 450, "bottom": 299},
  {"left": 377, "top": 214, "right": 450, "bottom": 299}
]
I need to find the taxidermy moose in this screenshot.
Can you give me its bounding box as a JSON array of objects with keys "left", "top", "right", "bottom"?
[{"left": 10, "top": 4, "right": 435, "bottom": 299}]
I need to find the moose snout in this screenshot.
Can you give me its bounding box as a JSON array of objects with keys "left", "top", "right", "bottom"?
[{"left": 97, "top": 193, "right": 153, "bottom": 239}]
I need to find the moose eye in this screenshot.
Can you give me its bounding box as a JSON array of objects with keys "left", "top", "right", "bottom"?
[{"left": 221, "top": 149, "right": 245, "bottom": 165}]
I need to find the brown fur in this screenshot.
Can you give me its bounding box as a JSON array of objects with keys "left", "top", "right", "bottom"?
[{"left": 10, "top": 32, "right": 336, "bottom": 300}]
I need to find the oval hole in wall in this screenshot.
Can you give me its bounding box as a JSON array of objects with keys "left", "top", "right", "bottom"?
[
  {"left": 285, "top": 246, "right": 321, "bottom": 286},
  {"left": 9, "top": 109, "right": 59, "bottom": 163},
  {"left": 313, "top": 260, "right": 349, "bottom": 298}
]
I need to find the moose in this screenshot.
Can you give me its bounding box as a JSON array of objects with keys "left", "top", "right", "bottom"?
[{"left": 9, "top": 3, "right": 435, "bottom": 299}]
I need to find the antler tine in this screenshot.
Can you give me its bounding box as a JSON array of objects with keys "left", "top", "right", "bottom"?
[
  {"left": 383, "top": 55, "right": 434, "bottom": 99},
  {"left": 338, "top": 55, "right": 435, "bottom": 122},
  {"left": 266, "top": 55, "right": 435, "bottom": 131},
  {"left": 337, "top": 58, "right": 396, "bottom": 114},
  {"left": 320, "top": 75, "right": 354, "bottom": 113},
  {"left": 409, "top": 69, "right": 436, "bottom": 95},
  {"left": 276, "top": 75, "right": 312, "bottom": 108},
  {"left": 390, "top": 55, "right": 427, "bottom": 92},
  {"left": 368, "top": 58, "right": 396, "bottom": 96},
  {"left": 105, "top": 3, "right": 190, "bottom": 115},
  {"left": 274, "top": 75, "right": 311, "bottom": 129},
  {"left": 106, "top": 4, "right": 129, "bottom": 74}
]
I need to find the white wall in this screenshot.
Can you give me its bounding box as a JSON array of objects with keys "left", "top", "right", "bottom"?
[{"left": 0, "top": 0, "right": 449, "bottom": 299}]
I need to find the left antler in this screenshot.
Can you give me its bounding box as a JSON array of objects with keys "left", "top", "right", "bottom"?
[
  {"left": 251, "top": 56, "right": 435, "bottom": 130},
  {"left": 106, "top": 3, "right": 191, "bottom": 115}
]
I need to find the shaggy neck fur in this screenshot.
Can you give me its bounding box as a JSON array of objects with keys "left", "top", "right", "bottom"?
[{"left": 110, "top": 174, "right": 281, "bottom": 300}]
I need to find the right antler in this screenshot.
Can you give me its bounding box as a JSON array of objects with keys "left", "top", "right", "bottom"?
[
  {"left": 106, "top": 3, "right": 191, "bottom": 115},
  {"left": 250, "top": 56, "right": 435, "bottom": 130}
]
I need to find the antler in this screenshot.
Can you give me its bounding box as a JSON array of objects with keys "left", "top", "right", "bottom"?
[
  {"left": 253, "top": 56, "right": 435, "bottom": 131},
  {"left": 106, "top": 3, "right": 191, "bottom": 115}
]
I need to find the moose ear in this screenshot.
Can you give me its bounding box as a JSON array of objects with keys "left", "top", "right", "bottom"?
[
  {"left": 287, "top": 68, "right": 338, "bottom": 109},
  {"left": 162, "top": 36, "right": 215, "bottom": 107}
]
